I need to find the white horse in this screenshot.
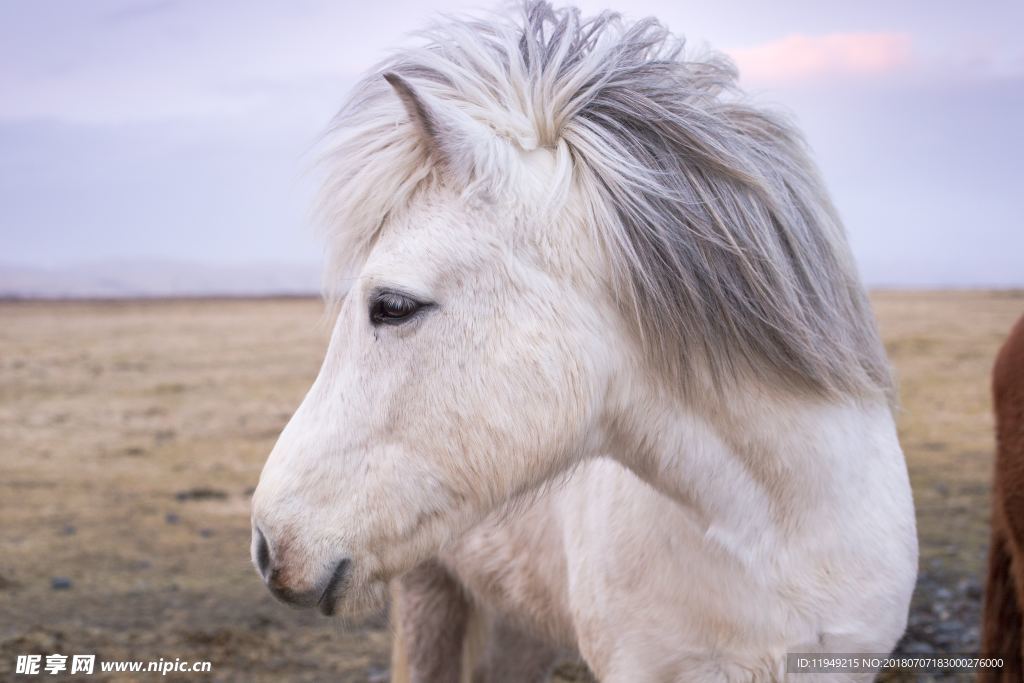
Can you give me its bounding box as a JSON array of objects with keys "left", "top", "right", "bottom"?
[{"left": 251, "top": 3, "right": 918, "bottom": 681}]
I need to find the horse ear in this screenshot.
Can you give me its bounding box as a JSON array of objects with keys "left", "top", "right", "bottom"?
[
  {"left": 383, "top": 72, "right": 444, "bottom": 149},
  {"left": 383, "top": 72, "right": 494, "bottom": 185}
]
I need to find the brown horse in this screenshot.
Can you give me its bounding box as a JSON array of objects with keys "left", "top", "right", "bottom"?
[{"left": 981, "top": 314, "right": 1024, "bottom": 681}]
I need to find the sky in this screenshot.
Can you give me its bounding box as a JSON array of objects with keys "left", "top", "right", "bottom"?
[{"left": 1, "top": 0, "right": 1022, "bottom": 287}]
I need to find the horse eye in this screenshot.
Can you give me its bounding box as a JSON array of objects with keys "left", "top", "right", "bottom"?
[{"left": 369, "top": 290, "right": 426, "bottom": 326}]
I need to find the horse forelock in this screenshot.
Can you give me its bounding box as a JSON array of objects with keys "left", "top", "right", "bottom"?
[{"left": 317, "top": 0, "right": 894, "bottom": 403}]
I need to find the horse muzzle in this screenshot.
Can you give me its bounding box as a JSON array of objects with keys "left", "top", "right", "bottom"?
[{"left": 252, "top": 525, "right": 352, "bottom": 616}]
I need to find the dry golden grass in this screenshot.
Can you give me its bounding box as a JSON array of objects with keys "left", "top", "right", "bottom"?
[{"left": 0, "top": 291, "right": 1021, "bottom": 681}]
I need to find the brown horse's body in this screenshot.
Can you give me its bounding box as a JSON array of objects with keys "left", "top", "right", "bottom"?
[{"left": 981, "top": 314, "right": 1024, "bottom": 681}]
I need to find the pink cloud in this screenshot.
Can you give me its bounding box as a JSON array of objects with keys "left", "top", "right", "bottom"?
[{"left": 727, "top": 32, "right": 913, "bottom": 86}]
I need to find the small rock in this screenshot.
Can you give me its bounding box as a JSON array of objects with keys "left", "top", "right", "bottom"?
[
  {"left": 899, "top": 640, "right": 933, "bottom": 655},
  {"left": 60, "top": 524, "right": 76, "bottom": 536},
  {"left": 165, "top": 512, "right": 181, "bottom": 524},
  {"left": 51, "top": 577, "right": 72, "bottom": 590},
  {"left": 154, "top": 429, "right": 176, "bottom": 443},
  {"left": 958, "top": 576, "right": 983, "bottom": 600},
  {"left": 175, "top": 487, "right": 228, "bottom": 502},
  {"left": 199, "top": 528, "right": 215, "bottom": 538},
  {"left": 249, "top": 615, "right": 278, "bottom": 630}
]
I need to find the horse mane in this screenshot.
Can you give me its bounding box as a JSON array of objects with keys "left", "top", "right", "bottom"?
[{"left": 318, "top": 1, "right": 893, "bottom": 402}]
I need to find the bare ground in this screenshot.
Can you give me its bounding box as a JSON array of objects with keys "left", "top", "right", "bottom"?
[{"left": 0, "top": 291, "right": 1021, "bottom": 681}]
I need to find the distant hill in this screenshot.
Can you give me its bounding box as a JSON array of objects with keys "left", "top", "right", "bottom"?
[{"left": 0, "top": 260, "right": 321, "bottom": 299}]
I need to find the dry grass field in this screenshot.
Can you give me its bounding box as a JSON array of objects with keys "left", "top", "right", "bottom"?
[{"left": 1, "top": 291, "right": 1021, "bottom": 681}]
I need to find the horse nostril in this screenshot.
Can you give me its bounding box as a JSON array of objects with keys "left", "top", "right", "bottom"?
[{"left": 255, "top": 526, "right": 271, "bottom": 579}]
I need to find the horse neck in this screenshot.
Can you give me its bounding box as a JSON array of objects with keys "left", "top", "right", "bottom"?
[{"left": 600, "top": 376, "right": 900, "bottom": 554}]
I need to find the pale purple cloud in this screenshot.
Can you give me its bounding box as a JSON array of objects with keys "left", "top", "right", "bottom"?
[{"left": 728, "top": 32, "right": 913, "bottom": 85}]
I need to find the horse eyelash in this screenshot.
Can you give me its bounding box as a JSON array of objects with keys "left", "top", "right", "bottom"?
[{"left": 369, "top": 288, "right": 434, "bottom": 325}]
